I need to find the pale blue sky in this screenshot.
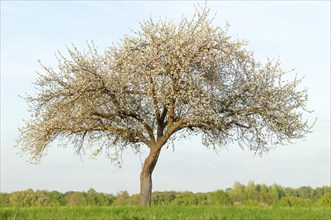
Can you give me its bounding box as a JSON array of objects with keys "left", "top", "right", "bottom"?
[{"left": 1, "top": 1, "right": 330, "bottom": 194}]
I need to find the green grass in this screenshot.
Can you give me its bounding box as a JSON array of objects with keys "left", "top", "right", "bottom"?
[{"left": 0, "top": 206, "right": 330, "bottom": 220}]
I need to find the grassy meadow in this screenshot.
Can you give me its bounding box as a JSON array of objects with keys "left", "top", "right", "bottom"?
[{"left": 1, "top": 206, "right": 330, "bottom": 220}]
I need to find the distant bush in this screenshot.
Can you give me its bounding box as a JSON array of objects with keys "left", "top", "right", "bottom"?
[{"left": 316, "top": 192, "right": 331, "bottom": 207}]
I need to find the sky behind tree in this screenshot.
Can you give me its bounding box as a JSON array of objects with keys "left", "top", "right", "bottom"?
[{"left": 1, "top": 1, "right": 330, "bottom": 194}]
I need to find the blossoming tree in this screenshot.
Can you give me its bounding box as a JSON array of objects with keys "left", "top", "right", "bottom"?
[{"left": 17, "top": 7, "right": 312, "bottom": 206}]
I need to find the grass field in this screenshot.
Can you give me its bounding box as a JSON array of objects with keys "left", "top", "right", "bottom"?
[{"left": 1, "top": 206, "right": 330, "bottom": 220}]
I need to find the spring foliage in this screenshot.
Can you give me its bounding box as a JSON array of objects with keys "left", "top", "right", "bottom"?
[
  {"left": 1, "top": 182, "right": 330, "bottom": 207},
  {"left": 16, "top": 7, "right": 312, "bottom": 164}
]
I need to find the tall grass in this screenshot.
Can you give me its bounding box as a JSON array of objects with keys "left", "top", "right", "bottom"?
[{"left": 1, "top": 206, "right": 330, "bottom": 220}]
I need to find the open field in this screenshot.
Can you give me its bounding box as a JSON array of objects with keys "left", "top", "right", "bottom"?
[{"left": 1, "top": 206, "right": 330, "bottom": 220}]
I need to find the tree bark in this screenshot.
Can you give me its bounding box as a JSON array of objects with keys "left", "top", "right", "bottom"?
[{"left": 140, "top": 146, "right": 162, "bottom": 206}]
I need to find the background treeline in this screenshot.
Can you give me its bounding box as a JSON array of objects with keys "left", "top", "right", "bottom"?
[{"left": 1, "top": 181, "right": 330, "bottom": 207}]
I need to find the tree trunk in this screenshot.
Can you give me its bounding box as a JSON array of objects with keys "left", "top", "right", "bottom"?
[{"left": 140, "top": 147, "right": 162, "bottom": 206}]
